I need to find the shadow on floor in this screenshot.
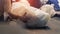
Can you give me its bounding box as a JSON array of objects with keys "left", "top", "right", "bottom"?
[
  {"left": 0, "top": 15, "right": 4, "bottom": 21},
  {"left": 25, "top": 26, "right": 50, "bottom": 30},
  {"left": 52, "top": 14, "right": 60, "bottom": 18}
]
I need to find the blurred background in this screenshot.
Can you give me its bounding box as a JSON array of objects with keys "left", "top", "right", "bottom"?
[{"left": 0, "top": 0, "right": 60, "bottom": 34}]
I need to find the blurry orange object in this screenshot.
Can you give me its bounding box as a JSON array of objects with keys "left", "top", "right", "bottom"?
[
  {"left": 16, "top": 0, "right": 19, "bottom": 2},
  {"left": 28, "top": 0, "right": 42, "bottom": 8}
]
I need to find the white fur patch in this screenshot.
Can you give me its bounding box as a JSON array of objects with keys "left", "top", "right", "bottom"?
[{"left": 40, "top": 4, "right": 56, "bottom": 17}]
